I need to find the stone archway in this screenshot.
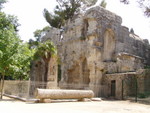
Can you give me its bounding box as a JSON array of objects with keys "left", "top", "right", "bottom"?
[
  {"left": 66, "top": 58, "right": 90, "bottom": 88},
  {"left": 103, "top": 29, "right": 115, "bottom": 61},
  {"left": 67, "top": 63, "right": 80, "bottom": 84}
]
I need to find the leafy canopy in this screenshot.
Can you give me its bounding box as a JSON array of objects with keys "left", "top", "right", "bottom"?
[
  {"left": 34, "top": 41, "right": 57, "bottom": 61},
  {"left": 33, "top": 26, "right": 50, "bottom": 42},
  {"left": 0, "top": 0, "right": 6, "bottom": 10},
  {"left": 0, "top": 12, "right": 20, "bottom": 75},
  {"left": 29, "top": 26, "right": 51, "bottom": 49},
  {"left": 0, "top": 12, "right": 34, "bottom": 80},
  {"left": 10, "top": 43, "right": 35, "bottom": 80}
]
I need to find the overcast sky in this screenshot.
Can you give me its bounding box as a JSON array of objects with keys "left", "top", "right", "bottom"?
[{"left": 2, "top": 0, "right": 150, "bottom": 42}]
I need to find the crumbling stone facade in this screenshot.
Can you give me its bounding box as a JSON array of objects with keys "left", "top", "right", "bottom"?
[
  {"left": 30, "top": 57, "right": 58, "bottom": 97},
  {"left": 31, "top": 6, "right": 150, "bottom": 99}
]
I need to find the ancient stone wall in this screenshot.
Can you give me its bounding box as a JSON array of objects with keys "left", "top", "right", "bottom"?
[
  {"left": 39, "top": 6, "right": 150, "bottom": 97},
  {"left": 104, "top": 72, "right": 137, "bottom": 99},
  {"left": 29, "top": 57, "right": 58, "bottom": 96},
  {"left": 116, "top": 27, "right": 150, "bottom": 65}
]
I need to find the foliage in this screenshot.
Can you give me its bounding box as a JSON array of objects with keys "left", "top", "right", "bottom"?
[
  {"left": 0, "top": 12, "right": 20, "bottom": 31},
  {"left": 130, "top": 28, "right": 134, "bottom": 34},
  {"left": 10, "top": 43, "right": 35, "bottom": 80},
  {"left": 29, "top": 26, "right": 51, "bottom": 49},
  {"left": 33, "top": 26, "right": 50, "bottom": 42},
  {"left": 7, "top": 15, "right": 20, "bottom": 32},
  {"left": 139, "top": 0, "right": 150, "bottom": 17},
  {"left": 100, "top": 0, "right": 107, "bottom": 8},
  {"left": 32, "top": 41, "right": 57, "bottom": 82},
  {"left": 81, "top": 0, "right": 107, "bottom": 8},
  {"left": 34, "top": 41, "right": 57, "bottom": 61},
  {"left": 0, "top": 12, "right": 19, "bottom": 98},
  {"left": 120, "top": 0, "right": 129, "bottom": 4},
  {"left": 28, "top": 39, "right": 39, "bottom": 49},
  {"left": 0, "top": 12, "right": 34, "bottom": 98},
  {"left": 30, "top": 28, "right": 57, "bottom": 83},
  {"left": 43, "top": 0, "right": 81, "bottom": 28},
  {"left": 81, "top": 0, "right": 97, "bottom": 7},
  {"left": 29, "top": 29, "right": 56, "bottom": 84},
  {"left": 0, "top": 12, "right": 33, "bottom": 80},
  {"left": 0, "top": 12, "right": 20, "bottom": 75},
  {"left": 0, "top": 0, "right": 6, "bottom": 10},
  {"left": 43, "top": 0, "right": 108, "bottom": 28}
]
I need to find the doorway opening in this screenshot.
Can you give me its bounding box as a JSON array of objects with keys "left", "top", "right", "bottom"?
[{"left": 111, "top": 80, "right": 116, "bottom": 97}]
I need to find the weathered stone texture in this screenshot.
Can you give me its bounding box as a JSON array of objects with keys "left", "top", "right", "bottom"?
[
  {"left": 30, "top": 57, "right": 58, "bottom": 96},
  {"left": 35, "top": 89, "right": 94, "bottom": 101},
  {"left": 33, "top": 6, "right": 150, "bottom": 98}
]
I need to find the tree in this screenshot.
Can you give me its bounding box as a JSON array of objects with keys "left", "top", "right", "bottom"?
[
  {"left": 43, "top": 0, "right": 108, "bottom": 28},
  {"left": 100, "top": 0, "right": 107, "bottom": 8},
  {"left": 0, "top": 0, "right": 6, "bottom": 10},
  {"left": 43, "top": 0, "right": 81, "bottom": 28},
  {"left": 33, "top": 41, "right": 57, "bottom": 82},
  {"left": 28, "top": 26, "right": 51, "bottom": 49},
  {"left": 0, "top": 12, "right": 32, "bottom": 99},
  {"left": 7, "top": 15, "right": 20, "bottom": 32},
  {"left": 81, "top": 0, "right": 97, "bottom": 7},
  {"left": 130, "top": 28, "right": 134, "bottom": 34},
  {"left": 0, "top": 12, "right": 18, "bottom": 98},
  {"left": 33, "top": 26, "right": 50, "bottom": 42},
  {"left": 138, "top": 0, "right": 150, "bottom": 17},
  {"left": 120, "top": 0, "right": 129, "bottom": 4},
  {"left": 10, "top": 43, "right": 35, "bottom": 80}
]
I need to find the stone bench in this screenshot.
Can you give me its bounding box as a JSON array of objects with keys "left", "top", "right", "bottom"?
[{"left": 35, "top": 88, "right": 94, "bottom": 102}]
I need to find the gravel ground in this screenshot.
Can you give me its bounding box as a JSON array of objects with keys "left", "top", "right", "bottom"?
[{"left": 0, "top": 97, "right": 150, "bottom": 113}]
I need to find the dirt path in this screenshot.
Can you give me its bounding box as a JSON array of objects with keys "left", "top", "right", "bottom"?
[{"left": 0, "top": 97, "right": 149, "bottom": 113}]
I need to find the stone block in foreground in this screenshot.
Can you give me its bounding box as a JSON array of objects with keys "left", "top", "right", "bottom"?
[{"left": 35, "top": 89, "right": 94, "bottom": 102}]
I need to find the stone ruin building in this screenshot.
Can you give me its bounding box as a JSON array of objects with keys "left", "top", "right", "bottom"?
[{"left": 30, "top": 6, "right": 150, "bottom": 99}]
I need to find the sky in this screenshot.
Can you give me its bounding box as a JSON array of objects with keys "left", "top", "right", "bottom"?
[
  {"left": 3, "top": 0, "right": 57, "bottom": 41},
  {"left": 2, "top": 0, "right": 150, "bottom": 42}
]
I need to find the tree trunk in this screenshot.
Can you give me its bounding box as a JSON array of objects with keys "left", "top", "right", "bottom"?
[
  {"left": 43, "top": 58, "right": 49, "bottom": 83},
  {"left": 0, "top": 75, "right": 1, "bottom": 91},
  {"left": 44, "top": 61, "right": 49, "bottom": 82},
  {"left": 0, "top": 74, "right": 4, "bottom": 99},
  {"left": 0, "top": 77, "right": 1, "bottom": 97}
]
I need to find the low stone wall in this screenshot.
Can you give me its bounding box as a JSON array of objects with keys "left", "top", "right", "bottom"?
[
  {"left": 4, "top": 80, "right": 29, "bottom": 98},
  {"left": 4, "top": 80, "right": 60, "bottom": 99}
]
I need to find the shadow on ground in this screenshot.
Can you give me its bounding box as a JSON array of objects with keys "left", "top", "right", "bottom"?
[
  {"left": 0, "top": 98, "right": 17, "bottom": 101},
  {"left": 0, "top": 96, "right": 22, "bottom": 102}
]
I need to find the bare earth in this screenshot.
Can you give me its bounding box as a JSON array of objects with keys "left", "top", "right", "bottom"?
[{"left": 0, "top": 97, "right": 150, "bottom": 113}]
